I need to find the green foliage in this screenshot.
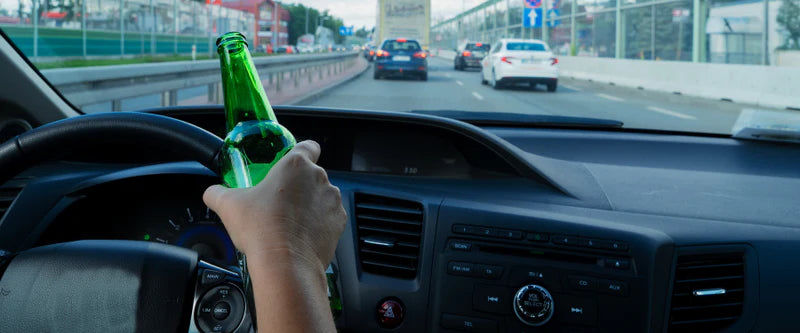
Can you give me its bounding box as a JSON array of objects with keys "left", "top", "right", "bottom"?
[
  {"left": 777, "top": 0, "right": 800, "bottom": 49},
  {"left": 281, "top": 3, "right": 345, "bottom": 45}
]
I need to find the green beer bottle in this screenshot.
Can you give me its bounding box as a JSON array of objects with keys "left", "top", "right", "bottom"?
[
  {"left": 216, "top": 32, "right": 296, "bottom": 188},
  {"left": 216, "top": 32, "right": 295, "bottom": 329}
]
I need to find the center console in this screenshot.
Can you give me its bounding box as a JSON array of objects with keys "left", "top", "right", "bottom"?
[{"left": 429, "top": 203, "right": 666, "bottom": 333}]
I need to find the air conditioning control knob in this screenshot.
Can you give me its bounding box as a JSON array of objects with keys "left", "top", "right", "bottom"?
[{"left": 513, "top": 284, "right": 554, "bottom": 326}]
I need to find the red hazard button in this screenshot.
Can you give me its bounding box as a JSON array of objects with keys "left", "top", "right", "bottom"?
[{"left": 377, "top": 299, "right": 404, "bottom": 328}]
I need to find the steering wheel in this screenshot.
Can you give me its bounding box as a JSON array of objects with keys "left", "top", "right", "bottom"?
[{"left": 0, "top": 113, "right": 254, "bottom": 333}]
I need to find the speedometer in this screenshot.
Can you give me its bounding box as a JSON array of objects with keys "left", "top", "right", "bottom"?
[{"left": 144, "top": 205, "right": 236, "bottom": 266}]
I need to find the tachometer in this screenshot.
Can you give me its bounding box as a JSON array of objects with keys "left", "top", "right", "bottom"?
[{"left": 144, "top": 205, "right": 236, "bottom": 266}]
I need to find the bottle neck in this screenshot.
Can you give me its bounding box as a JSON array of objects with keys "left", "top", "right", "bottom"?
[{"left": 218, "top": 42, "right": 277, "bottom": 132}]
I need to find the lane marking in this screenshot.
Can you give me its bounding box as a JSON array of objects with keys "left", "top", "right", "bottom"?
[
  {"left": 646, "top": 106, "right": 697, "bottom": 120},
  {"left": 595, "top": 93, "right": 624, "bottom": 102},
  {"left": 472, "top": 92, "right": 484, "bottom": 100},
  {"left": 456, "top": 80, "right": 464, "bottom": 86},
  {"left": 444, "top": 73, "right": 451, "bottom": 78},
  {"left": 562, "top": 84, "right": 581, "bottom": 91}
]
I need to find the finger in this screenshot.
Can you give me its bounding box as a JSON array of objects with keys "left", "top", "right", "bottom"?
[
  {"left": 203, "top": 184, "right": 230, "bottom": 214},
  {"left": 290, "top": 140, "right": 321, "bottom": 164}
]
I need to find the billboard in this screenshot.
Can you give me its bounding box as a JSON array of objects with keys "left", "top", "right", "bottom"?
[{"left": 377, "top": 0, "right": 431, "bottom": 47}]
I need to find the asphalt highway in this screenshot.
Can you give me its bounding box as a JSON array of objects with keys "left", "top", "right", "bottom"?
[{"left": 300, "top": 56, "right": 784, "bottom": 134}]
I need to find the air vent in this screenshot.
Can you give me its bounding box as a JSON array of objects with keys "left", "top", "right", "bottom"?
[
  {"left": 669, "top": 252, "right": 744, "bottom": 332},
  {"left": 355, "top": 193, "right": 423, "bottom": 279},
  {"left": 0, "top": 178, "right": 29, "bottom": 221}
]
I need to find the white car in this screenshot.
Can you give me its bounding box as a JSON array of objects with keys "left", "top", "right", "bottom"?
[{"left": 481, "top": 39, "right": 559, "bottom": 92}]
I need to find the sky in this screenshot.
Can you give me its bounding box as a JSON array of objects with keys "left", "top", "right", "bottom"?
[{"left": 289, "top": 0, "right": 486, "bottom": 30}]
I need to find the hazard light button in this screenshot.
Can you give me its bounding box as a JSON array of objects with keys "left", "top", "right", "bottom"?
[{"left": 377, "top": 298, "right": 405, "bottom": 328}]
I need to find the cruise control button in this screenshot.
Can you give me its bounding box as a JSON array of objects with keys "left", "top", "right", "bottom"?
[
  {"left": 556, "top": 295, "right": 597, "bottom": 325},
  {"left": 478, "top": 264, "right": 503, "bottom": 279},
  {"left": 213, "top": 301, "right": 231, "bottom": 320},
  {"left": 450, "top": 240, "right": 472, "bottom": 251},
  {"left": 605, "top": 258, "right": 630, "bottom": 270},
  {"left": 473, "top": 284, "right": 510, "bottom": 314},
  {"left": 448, "top": 261, "right": 476, "bottom": 276},
  {"left": 200, "top": 304, "right": 214, "bottom": 314},
  {"left": 202, "top": 269, "right": 225, "bottom": 285},
  {"left": 568, "top": 276, "right": 597, "bottom": 291},
  {"left": 441, "top": 313, "right": 497, "bottom": 332},
  {"left": 599, "top": 279, "right": 628, "bottom": 296}
]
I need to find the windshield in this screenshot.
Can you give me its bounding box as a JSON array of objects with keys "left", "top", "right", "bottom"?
[
  {"left": 0, "top": 0, "right": 797, "bottom": 135},
  {"left": 506, "top": 42, "right": 547, "bottom": 51},
  {"left": 382, "top": 40, "right": 421, "bottom": 52},
  {"left": 466, "top": 43, "right": 490, "bottom": 51}
]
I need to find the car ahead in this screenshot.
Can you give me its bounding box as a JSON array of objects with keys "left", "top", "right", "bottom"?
[
  {"left": 373, "top": 38, "right": 428, "bottom": 81},
  {"left": 363, "top": 44, "right": 376, "bottom": 61},
  {"left": 454, "top": 42, "right": 490, "bottom": 70},
  {"left": 481, "top": 38, "right": 558, "bottom": 92}
]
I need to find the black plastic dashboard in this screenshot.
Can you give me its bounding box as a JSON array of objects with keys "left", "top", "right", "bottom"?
[{"left": 2, "top": 106, "right": 800, "bottom": 332}]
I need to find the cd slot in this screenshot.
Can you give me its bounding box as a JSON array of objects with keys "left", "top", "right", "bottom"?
[{"left": 477, "top": 243, "right": 600, "bottom": 266}]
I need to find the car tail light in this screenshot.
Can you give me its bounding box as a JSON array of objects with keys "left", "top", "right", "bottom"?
[
  {"left": 418, "top": 66, "right": 425, "bottom": 70},
  {"left": 413, "top": 52, "right": 427, "bottom": 58},
  {"left": 377, "top": 65, "right": 384, "bottom": 69},
  {"left": 376, "top": 50, "right": 391, "bottom": 57},
  {"left": 397, "top": 38, "right": 407, "bottom": 42},
  {"left": 551, "top": 57, "right": 558, "bottom": 65},
  {"left": 369, "top": 50, "right": 375, "bottom": 56},
  {"left": 462, "top": 51, "right": 472, "bottom": 57},
  {"left": 501, "top": 56, "right": 514, "bottom": 64},
  {"left": 475, "top": 43, "right": 483, "bottom": 47}
]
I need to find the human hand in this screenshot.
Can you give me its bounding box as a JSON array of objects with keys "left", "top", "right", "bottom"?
[{"left": 203, "top": 140, "right": 347, "bottom": 270}]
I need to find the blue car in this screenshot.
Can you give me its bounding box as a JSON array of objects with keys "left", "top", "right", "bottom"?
[{"left": 373, "top": 38, "right": 428, "bottom": 81}]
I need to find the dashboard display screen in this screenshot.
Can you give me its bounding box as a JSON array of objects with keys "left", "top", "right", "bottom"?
[{"left": 351, "top": 131, "right": 471, "bottom": 177}]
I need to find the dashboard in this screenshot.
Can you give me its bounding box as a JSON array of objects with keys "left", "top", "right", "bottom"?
[{"left": 2, "top": 106, "right": 800, "bottom": 332}]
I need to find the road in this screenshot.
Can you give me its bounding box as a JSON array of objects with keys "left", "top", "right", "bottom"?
[{"left": 299, "top": 57, "right": 782, "bottom": 134}]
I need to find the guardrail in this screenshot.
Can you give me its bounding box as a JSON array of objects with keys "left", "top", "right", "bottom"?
[{"left": 42, "top": 51, "right": 360, "bottom": 110}]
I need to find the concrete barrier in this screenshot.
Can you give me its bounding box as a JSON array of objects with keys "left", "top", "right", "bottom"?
[{"left": 558, "top": 56, "right": 800, "bottom": 110}]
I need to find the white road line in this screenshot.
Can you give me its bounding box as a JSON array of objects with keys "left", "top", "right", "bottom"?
[
  {"left": 456, "top": 80, "right": 464, "bottom": 86},
  {"left": 595, "top": 93, "right": 624, "bottom": 102},
  {"left": 646, "top": 106, "right": 697, "bottom": 120},
  {"left": 562, "top": 84, "right": 581, "bottom": 91},
  {"left": 444, "top": 73, "right": 451, "bottom": 78},
  {"left": 472, "top": 92, "right": 484, "bottom": 100}
]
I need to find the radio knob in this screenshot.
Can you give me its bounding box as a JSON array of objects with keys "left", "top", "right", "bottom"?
[{"left": 513, "top": 284, "right": 554, "bottom": 326}]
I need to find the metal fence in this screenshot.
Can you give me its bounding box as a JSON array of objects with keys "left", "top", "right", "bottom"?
[
  {"left": 0, "top": 0, "right": 255, "bottom": 59},
  {"left": 42, "top": 51, "right": 359, "bottom": 110}
]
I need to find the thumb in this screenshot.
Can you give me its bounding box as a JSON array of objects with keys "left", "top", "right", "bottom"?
[{"left": 203, "top": 184, "right": 232, "bottom": 215}]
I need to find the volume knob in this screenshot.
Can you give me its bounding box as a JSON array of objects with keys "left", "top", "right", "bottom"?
[{"left": 513, "top": 284, "right": 554, "bottom": 326}]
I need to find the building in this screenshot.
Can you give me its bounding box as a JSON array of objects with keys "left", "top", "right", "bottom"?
[{"left": 220, "top": 0, "right": 290, "bottom": 50}]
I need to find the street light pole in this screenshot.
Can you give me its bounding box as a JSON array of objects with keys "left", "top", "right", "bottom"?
[{"left": 305, "top": 6, "right": 309, "bottom": 35}]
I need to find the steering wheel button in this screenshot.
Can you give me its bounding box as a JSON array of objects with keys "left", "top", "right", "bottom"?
[
  {"left": 200, "top": 304, "right": 213, "bottom": 314},
  {"left": 217, "top": 287, "right": 231, "bottom": 297},
  {"left": 211, "top": 324, "right": 224, "bottom": 332},
  {"left": 202, "top": 270, "right": 225, "bottom": 285},
  {"left": 213, "top": 302, "right": 231, "bottom": 320}
]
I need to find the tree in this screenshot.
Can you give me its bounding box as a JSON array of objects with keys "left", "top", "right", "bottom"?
[
  {"left": 355, "top": 26, "right": 369, "bottom": 38},
  {"left": 777, "top": 0, "right": 800, "bottom": 49},
  {"left": 280, "top": 3, "right": 345, "bottom": 45}
]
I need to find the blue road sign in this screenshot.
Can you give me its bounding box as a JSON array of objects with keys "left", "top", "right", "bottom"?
[
  {"left": 339, "top": 26, "right": 354, "bottom": 36},
  {"left": 523, "top": 8, "right": 543, "bottom": 28},
  {"left": 547, "top": 9, "right": 561, "bottom": 27}
]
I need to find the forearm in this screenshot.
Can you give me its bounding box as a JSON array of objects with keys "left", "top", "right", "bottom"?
[{"left": 247, "top": 251, "right": 336, "bottom": 333}]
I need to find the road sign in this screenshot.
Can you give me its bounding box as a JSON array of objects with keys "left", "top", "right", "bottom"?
[
  {"left": 523, "top": 7, "right": 543, "bottom": 28},
  {"left": 524, "top": 0, "right": 542, "bottom": 8},
  {"left": 547, "top": 9, "right": 560, "bottom": 27},
  {"left": 339, "top": 26, "right": 354, "bottom": 36}
]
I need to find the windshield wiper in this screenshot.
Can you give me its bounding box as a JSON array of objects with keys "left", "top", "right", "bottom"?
[{"left": 408, "top": 110, "right": 623, "bottom": 129}]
